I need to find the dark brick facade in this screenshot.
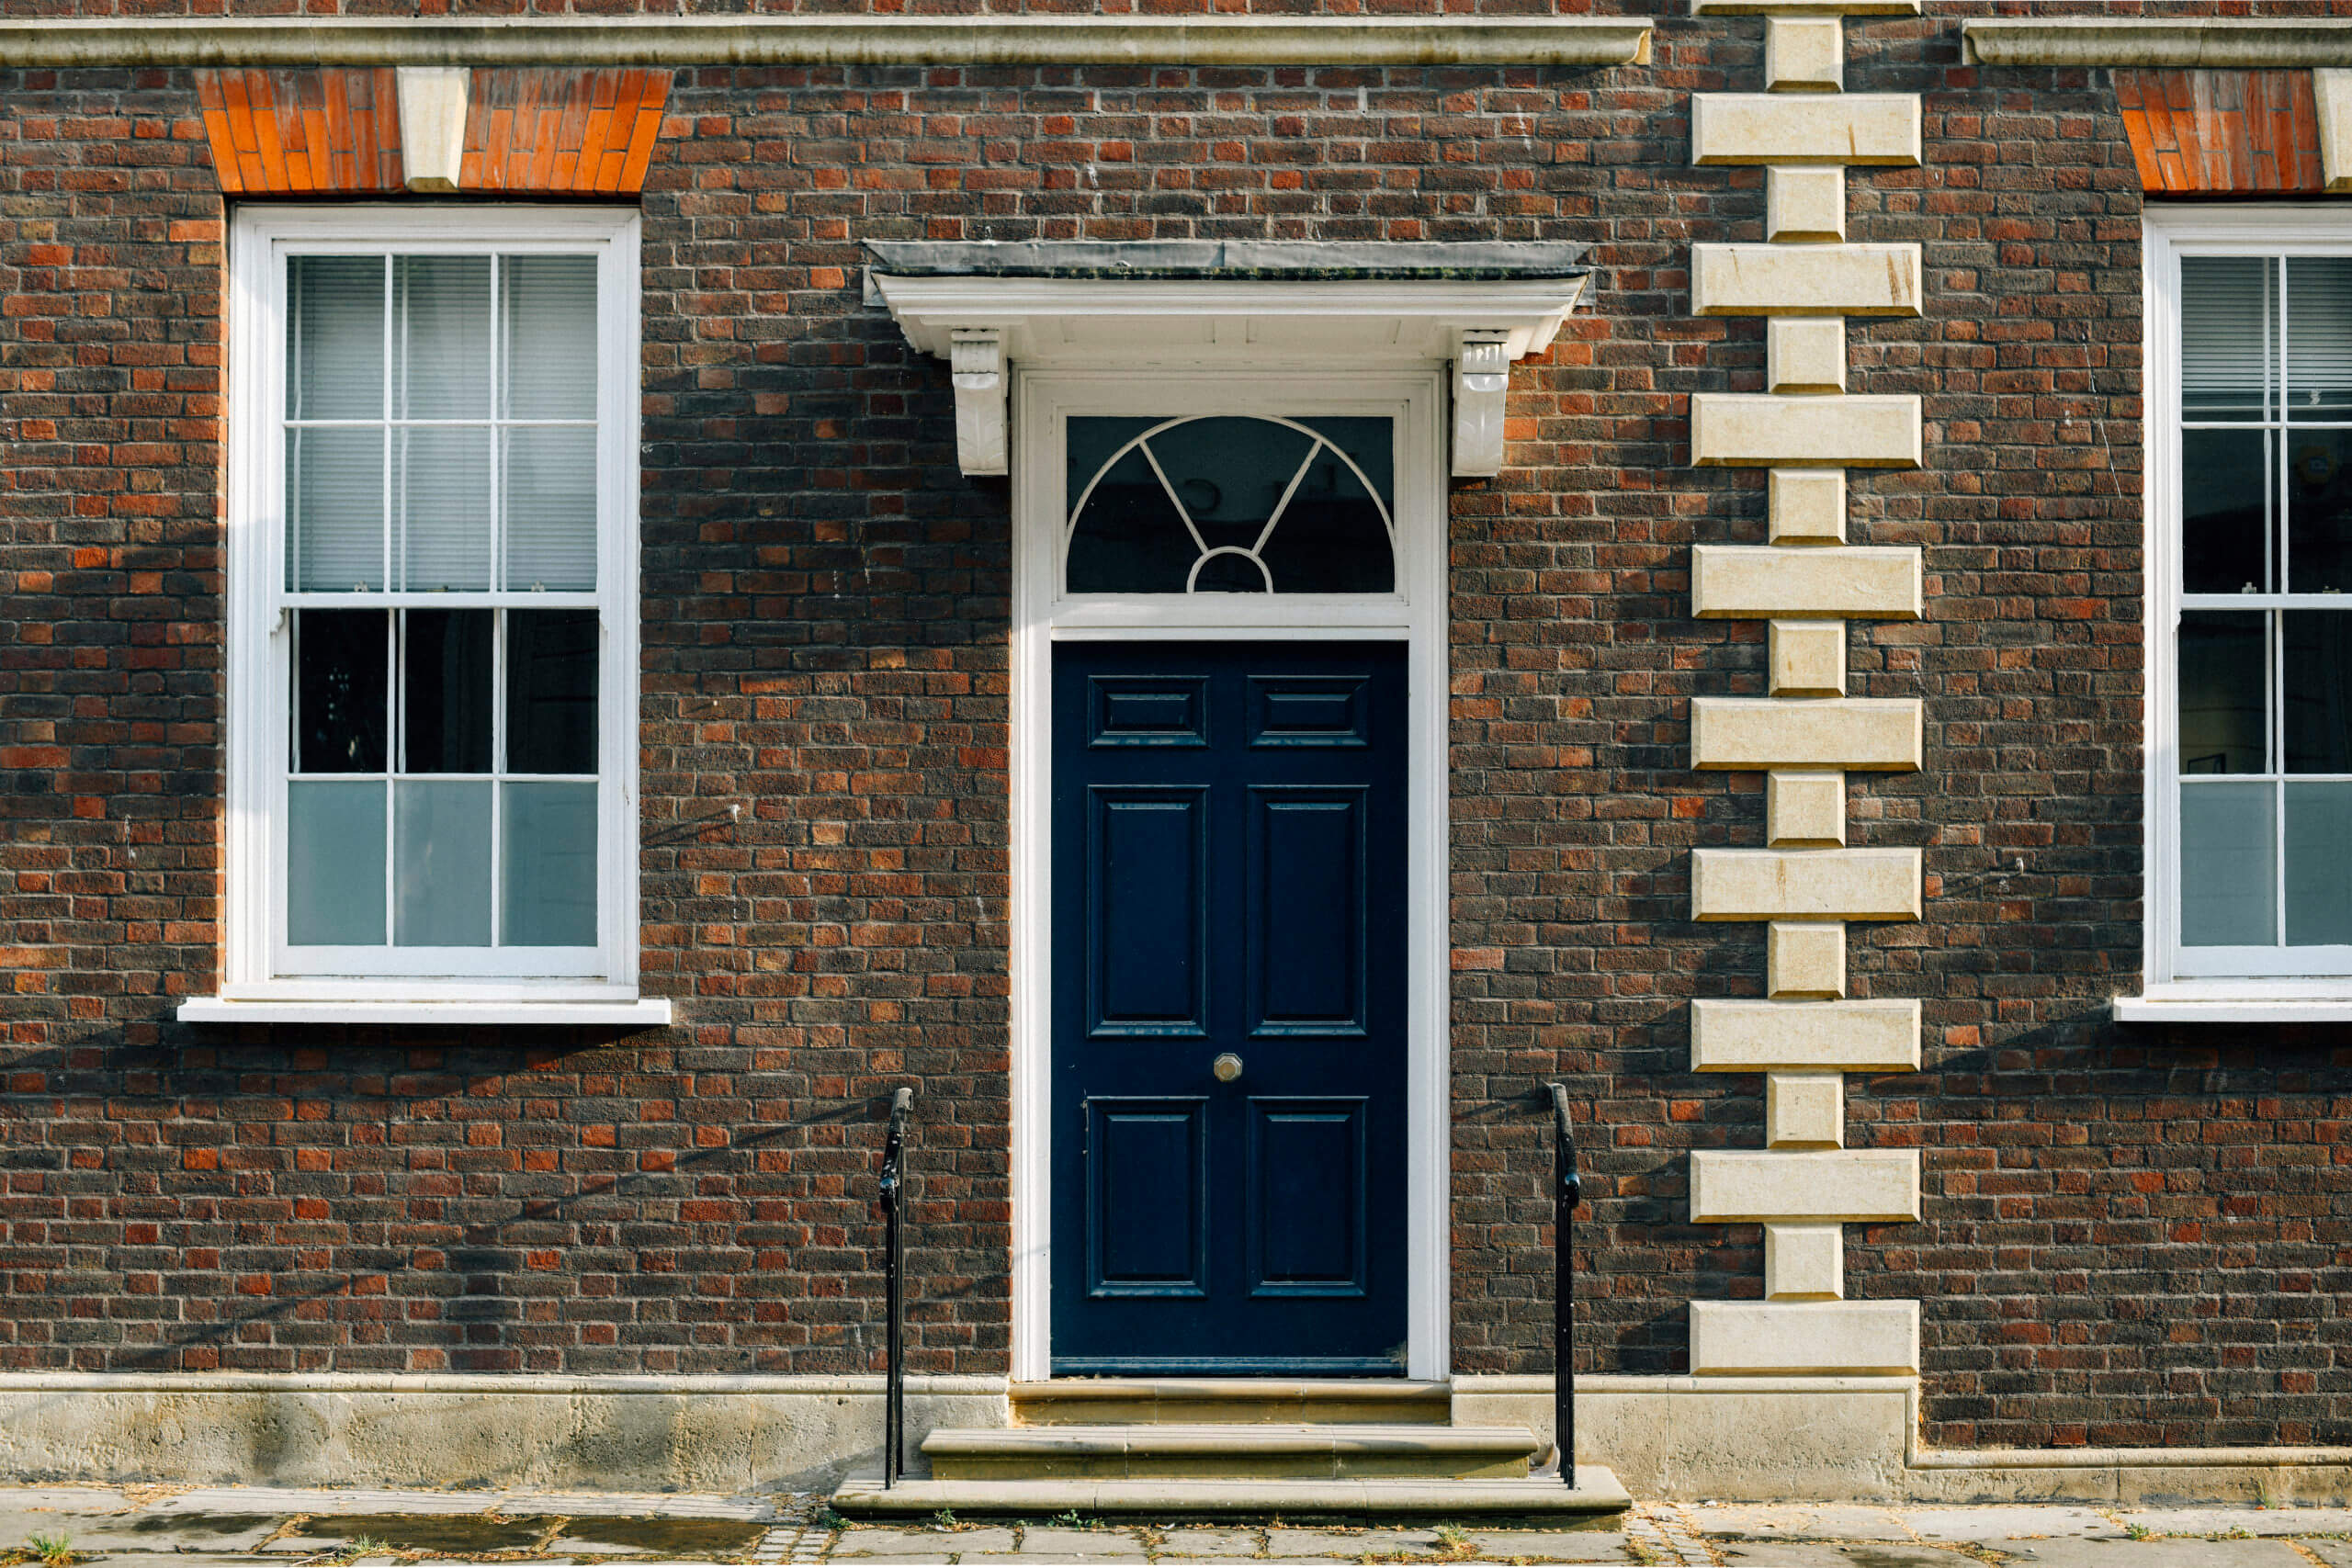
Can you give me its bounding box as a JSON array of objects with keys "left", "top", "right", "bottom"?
[{"left": 7, "top": 0, "right": 2352, "bottom": 1454}]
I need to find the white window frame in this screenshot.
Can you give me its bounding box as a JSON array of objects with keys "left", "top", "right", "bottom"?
[
  {"left": 184, "top": 205, "right": 662, "bottom": 1026},
  {"left": 1010, "top": 368, "right": 1451, "bottom": 1382},
  {"left": 2128, "top": 206, "right": 2352, "bottom": 1022}
]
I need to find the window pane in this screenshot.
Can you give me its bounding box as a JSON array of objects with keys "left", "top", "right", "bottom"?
[
  {"left": 2180, "top": 781, "right": 2277, "bottom": 946},
  {"left": 288, "top": 255, "right": 384, "bottom": 421},
  {"left": 502, "top": 782, "right": 597, "bottom": 946},
  {"left": 294, "top": 610, "right": 388, "bottom": 774},
  {"left": 2178, "top": 612, "right": 2268, "bottom": 775},
  {"left": 401, "top": 610, "right": 493, "bottom": 774},
  {"left": 288, "top": 780, "right": 387, "bottom": 945},
  {"left": 507, "top": 610, "right": 599, "bottom": 775},
  {"left": 503, "top": 255, "right": 598, "bottom": 420},
  {"left": 288, "top": 426, "right": 385, "bottom": 592},
  {"left": 399, "top": 425, "right": 492, "bottom": 592},
  {"left": 392, "top": 780, "right": 492, "bottom": 945},
  {"left": 503, "top": 425, "right": 597, "bottom": 591},
  {"left": 2286, "top": 782, "right": 2352, "bottom": 945},
  {"left": 2290, "top": 257, "right": 2352, "bottom": 420},
  {"left": 394, "top": 254, "right": 490, "bottom": 420},
  {"left": 1258, "top": 441, "right": 1395, "bottom": 593},
  {"left": 2182, "top": 255, "right": 2272, "bottom": 421},
  {"left": 1068, "top": 440, "right": 1198, "bottom": 594},
  {"left": 2287, "top": 430, "right": 2352, "bottom": 594},
  {"left": 2285, "top": 612, "right": 2352, "bottom": 773},
  {"left": 2182, "top": 428, "right": 2271, "bottom": 594}
]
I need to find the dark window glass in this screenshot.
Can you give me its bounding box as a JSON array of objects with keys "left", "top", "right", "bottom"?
[
  {"left": 2178, "top": 613, "right": 2267, "bottom": 775},
  {"left": 2288, "top": 430, "right": 2352, "bottom": 593},
  {"left": 2285, "top": 612, "right": 2352, "bottom": 773},
  {"left": 507, "top": 610, "right": 599, "bottom": 775},
  {"left": 2182, "top": 428, "right": 2270, "bottom": 594},
  {"left": 294, "top": 610, "right": 389, "bottom": 773},
  {"left": 402, "top": 609, "right": 493, "bottom": 774}
]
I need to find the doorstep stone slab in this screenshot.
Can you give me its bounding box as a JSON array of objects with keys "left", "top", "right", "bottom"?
[
  {"left": 1897, "top": 1507, "right": 2124, "bottom": 1540},
  {"left": 1153, "top": 1527, "right": 1265, "bottom": 1556},
  {"left": 1014, "top": 1526, "right": 1153, "bottom": 1555},
  {"left": 2119, "top": 1507, "right": 2352, "bottom": 1536},
  {"left": 834, "top": 1526, "right": 1021, "bottom": 1556},
  {"left": 1994, "top": 1543, "right": 2311, "bottom": 1567}
]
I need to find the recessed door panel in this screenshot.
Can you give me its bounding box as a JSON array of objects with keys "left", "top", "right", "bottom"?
[
  {"left": 1053, "top": 642, "right": 1407, "bottom": 1372},
  {"left": 1249, "top": 787, "right": 1367, "bottom": 1036},
  {"left": 1087, "top": 1099, "right": 1210, "bottom": 1296},
  {"left": 1087, "top": 787, "right": 1208, "bottom": 1036},
  {"left": 1247, "top": 1099, "right": 1368, "bottom": 1297}
]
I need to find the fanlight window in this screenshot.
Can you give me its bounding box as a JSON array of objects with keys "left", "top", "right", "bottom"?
[{"left": 1065, "top": 415, "right": 1396, "bottom": 594}]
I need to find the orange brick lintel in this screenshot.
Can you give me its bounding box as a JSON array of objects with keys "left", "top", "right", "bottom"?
[{"left": 2116, "top": 68, "right": 2326, "bottom": 194}]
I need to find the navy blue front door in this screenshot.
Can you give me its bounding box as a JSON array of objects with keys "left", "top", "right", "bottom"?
[{"left": 1051, "top": 642, "right": 1408, "bottom": 1374}]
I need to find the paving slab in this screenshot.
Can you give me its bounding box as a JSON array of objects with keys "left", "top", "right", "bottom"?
[
  {"left": 2301, "top": 1542, "right": 2352, "bottom": 1567},
  {"left": 507, "top": 1492, "right": 775, "bottom": 1520},
  {"left": 1152, "top": 1526, "right": 1265, "bottom": 1557},
  {"left": 2120, "top": 1507, "right": 2352, "bottom": 1537},
  {"left": 549, "top": 1515, "right": 773, "bottom": 1558},
  {"left": 1013, "top": 1526, "right": 1152, "bottom": 1555},
  {"left": 74, "top": 1509, "right": 287, "bottom": 1551},
  {"left": 0, "top": 1490, "right": 133, "bottom": 1514},
  {"left": 159, "top": 1486, "right": 500, "bottom": 1515},
  {"left": 1898, "top": 1506, "right": 2124, "bottom": 1540},
  {"left": 1689, "top": 1506, "right": 1913, "bottom": 1540},
  {"left": 1712, "top": 1548, "right": 1985, "bottom": 1568},
  {"left": 1987, "top": 1541, "right": 2310, "bottom": 1567},
  {"left": 65, "top": 1557, "right": 288, "bottom": 1568},
  {"left": 263, "top": 1510, "right": 560, "bottom": 1556},
  {"left": 1262, "top": 1528, "right": 1441, "bottom": 1556},
  {"left": 834, "top": 1526, "right": 1020, "bottom": 1556},
  {"left": 1458, "top": 1529, "right": 1634, "bottom": 1562}
]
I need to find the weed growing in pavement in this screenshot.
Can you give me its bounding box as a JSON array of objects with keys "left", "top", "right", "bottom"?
[
  {"left": 328, "top": 1535, "right": 392, "bottom": 1564},
  {"left": 2123, "top": 1521, "right": 2153, "bottom": 1540},
  {"left": 813, "top": 1507, "right": 847, "bottom": 1531},
  {"left": 1430, "top": 1523, "right": 1479, "bottom": 1561},
  {"left": 21, "top": 1536, "right": 77, "bottom": 1568}
]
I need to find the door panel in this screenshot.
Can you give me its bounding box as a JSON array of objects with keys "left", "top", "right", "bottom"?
[
  {"left": 1052, "top": 641, "right": 1408, "bottom": 1373},
  {"left": 1247, "top": 1098, "right": 1368, "bottom": 1297}
]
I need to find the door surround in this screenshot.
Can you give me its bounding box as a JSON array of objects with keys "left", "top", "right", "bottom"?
[{"left": 1010, "top": 368, "right": 1451, "bottom": 1383}]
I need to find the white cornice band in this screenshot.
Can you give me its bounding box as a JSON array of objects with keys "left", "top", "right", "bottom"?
[
  {"left": 1964, "top": 18, "right": 2352, "bottom": 70},
  {"left": 0, "top": 15, "right": 1653, "bottom": 71}
]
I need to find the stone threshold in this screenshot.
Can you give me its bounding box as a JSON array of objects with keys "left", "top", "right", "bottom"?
[{"left": 828, "top": 1470, "right": 1634, "bottom": 1519}]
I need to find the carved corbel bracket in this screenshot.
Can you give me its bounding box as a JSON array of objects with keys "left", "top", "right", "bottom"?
[
  {"left": 1453, "top": 330, "right": 1514, "bottom": 478},
  {"left": 949, "top": 327, "right": 1009, "bottom": 476}
]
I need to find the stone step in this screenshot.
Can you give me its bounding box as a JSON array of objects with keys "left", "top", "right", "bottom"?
[
  {"left": 1011, "top": 1378, "right": 1452, "bottom": 1427},
  {"left": 923, "top": 1422, "right": 1543, "bottom": 1482},
  {"left": 829, "top": 1468, "right": 1632, "bottom": 1520}
]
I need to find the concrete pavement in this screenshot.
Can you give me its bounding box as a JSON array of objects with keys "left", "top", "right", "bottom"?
[{"left": 6, "top": 1485, "right": 2352, "bottom": 1563}]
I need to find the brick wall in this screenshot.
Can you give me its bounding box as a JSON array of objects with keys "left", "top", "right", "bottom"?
[{"left": 3, "top": 0, "right": 2350, "bottom": 1451}]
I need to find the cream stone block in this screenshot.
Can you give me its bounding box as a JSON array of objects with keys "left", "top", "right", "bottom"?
[
  {"left": 1767, "top": 167, "right": 1847, "bottom": 243},
  {"left": 1690, "top": 95, "right": 1922, "bottom": 167},
  {"left": 1691, "top": 697, "right": 1922, "bottom": 771},
  {"left": 1770, "top": 621, "right": 1846, "bottom": 697},
  {"left": 1765, "top": 17, "right": 1842, "bottom": 91},
  {"left": 1690, "top": 1301, "right": 1919, "bottom": 1375},
  {"left": 1692, "top": 244, "right": 1920, "bottom": 318},
  {"left": 1767, "top": 769, "right": 1845, "bottom": 846},
  {"left": 1768, "top": 319, "right": 1847, "bottom": 394},
  {"left": 2320, "top": 71, "right": 2352, "bottom": 192},
  {"left": 1691, "top": 847, "right": 1921, "bottom": 921},
  {"left": 395, "top": 66, "right": 469, "bottom": 193},
  {"left": 1768, "top": 920, "right": 1846, "bottom": 997},
  {"left": 1769, "top": 468, "right": 1845, "bottom": 544},
  {"left": 1767, "top": 1072, "right": 1844, "bottom": 1148},
  {"left": 1765, "top": 1224, "right": 1844, "bottom": 1299},
  {"left": 1690, "top": 395, "right": 1922, "bottom": 468},
  {"left": 1691, "top": 998, "right": 1921, "bottom": 1072},
  {"left": 1693, "top": 546, "right": 1921, "bottom": 620},
  {"left": 1689, "top": 1149, "right": 1920, "bottom": 1224}
]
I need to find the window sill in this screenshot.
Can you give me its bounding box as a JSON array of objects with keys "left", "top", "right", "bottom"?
[
  {"left": 177, "top": 998, "right": 673, "bottom": 1027},
  {"left": 2113, "top": 995, "right": 2352, "bottom": 1024}
]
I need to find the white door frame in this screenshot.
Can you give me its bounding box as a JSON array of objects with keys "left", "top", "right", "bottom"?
[{"left": 1008, "top": 368, "right": 1451, "bottom": 1383}]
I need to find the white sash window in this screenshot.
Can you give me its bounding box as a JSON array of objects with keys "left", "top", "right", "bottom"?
[{"left": 186, "top": 207, "right": 658, "bottom": 1024}]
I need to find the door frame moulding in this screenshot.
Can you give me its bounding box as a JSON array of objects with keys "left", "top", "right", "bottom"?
[{"left": 1010, "top": 368, "right": 1451, "bottom": 1383}]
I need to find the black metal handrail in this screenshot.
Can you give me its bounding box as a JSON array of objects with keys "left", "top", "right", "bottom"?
[
  {"left": 1545, "top": 1080, "right": 1580, "bottom": 1486},
  {"left": 879, "top": 1086, "right": 915, "bottom": 1488}
]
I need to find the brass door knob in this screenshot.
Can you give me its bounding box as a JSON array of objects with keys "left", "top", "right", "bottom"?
[{"left": 1212, "top": 1053, "right": 1244, "bottom": 1083}]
